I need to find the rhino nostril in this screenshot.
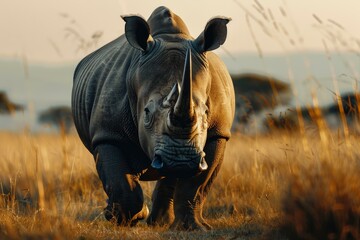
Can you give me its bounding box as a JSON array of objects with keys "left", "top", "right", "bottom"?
[
  {"left": 199, "top": 157, "right": 208, "bottom": 171},
  {"left": 151, "top": 155, "right": 164, "bottom": 169}
]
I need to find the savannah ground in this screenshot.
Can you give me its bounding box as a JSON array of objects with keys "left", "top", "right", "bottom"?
[{"left": 1, "top": 123, "right": 360, "bottom": 240}]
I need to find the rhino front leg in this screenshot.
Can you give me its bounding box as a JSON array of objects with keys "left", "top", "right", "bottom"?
[
  {"left": 147, "top": 177, "right": 177, "bottom": 226},
  {"left": 95, "top": 144, "right": 148, "bottom": 226},
  {"left": 171, "top": 138, "right": 227, "bottom": 231}
]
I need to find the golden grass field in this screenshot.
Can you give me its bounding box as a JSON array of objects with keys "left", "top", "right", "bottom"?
[
  {"left": 0, "top": 125, "right": 360, "bottom": 239},
  {"left": 1, "top": 2, "right": 360, "bottom": 238}
]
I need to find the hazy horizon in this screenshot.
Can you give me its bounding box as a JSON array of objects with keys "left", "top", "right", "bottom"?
[{"left": 1, "top": 50, "right": 359, "bottom": 132}]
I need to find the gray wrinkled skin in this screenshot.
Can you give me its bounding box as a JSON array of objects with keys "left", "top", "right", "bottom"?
[{"left": 72, "top": 6, "right": 235, "bottom": 230}]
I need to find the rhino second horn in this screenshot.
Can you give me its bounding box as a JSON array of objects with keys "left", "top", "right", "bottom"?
[
  {"left": 163, "top": 83, "right": 180, "bottom": 108},
  {"left": 173, "top": 48, "right": 194, "bottom": 121}
]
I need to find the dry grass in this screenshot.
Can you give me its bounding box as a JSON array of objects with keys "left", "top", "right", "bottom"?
[
  {"left": 2, "top": 2, "right": 360, "bottom": 238},
  {"left": 0, "top": 128, "right": 359, "bottom": 239}
]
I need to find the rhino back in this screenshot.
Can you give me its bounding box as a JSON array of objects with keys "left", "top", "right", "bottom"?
[{"left": 72, "top": 36, "right": 139, "bottom": 153}]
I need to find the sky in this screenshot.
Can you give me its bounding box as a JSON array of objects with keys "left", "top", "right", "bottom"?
[{"left": 1, "top": 0, "right": 360, "bottom": 64}]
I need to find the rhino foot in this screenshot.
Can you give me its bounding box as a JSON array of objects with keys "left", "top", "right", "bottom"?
[
  {"left": 104, "top": 203, "right": 123, "bottom": 224},
  {"left": 146, "top": 210, "right": 175, "bottom": 227},
  {"left": 170, "top": 217, "right": 210, "bottom": 231},
  {"left": 134, "top": 204, "right": 149, "bottom": 221},
  {"left": 129, "top": 205, "right": 149, "bottom": 226},
  {"left": 199, "top": 218, "right": 212, "bottom": 230},
  {"left": 104, "top": 203, "right": 149, "bottom": 226}
]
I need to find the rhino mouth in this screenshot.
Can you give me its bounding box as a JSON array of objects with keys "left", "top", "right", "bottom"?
[{"left": 151, "top": 142, "right": 208, "bottom": 178}]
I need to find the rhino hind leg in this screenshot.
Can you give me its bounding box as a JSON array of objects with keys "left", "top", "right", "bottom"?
[
  {"left": 170, "top": 138, "right": 227, "bottom": 231},
  {"left": 95, "top": 144, "right": 147, "bottom": 226},
  {"left": 147, "top": 177, "right": 177, "bottom": 226}
]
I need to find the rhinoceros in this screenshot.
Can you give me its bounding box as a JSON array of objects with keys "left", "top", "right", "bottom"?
[{"left": 72, "top": 6, "right": 234, "bottom": 230}]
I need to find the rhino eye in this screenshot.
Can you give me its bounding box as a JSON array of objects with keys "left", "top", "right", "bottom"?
[{"left": 144, "top": 107, "right": 153, "bottom": 128}]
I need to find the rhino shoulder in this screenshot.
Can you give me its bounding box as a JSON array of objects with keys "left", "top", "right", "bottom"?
[{"left": 207, "top": 53, "right": 235, "bottom": 140}]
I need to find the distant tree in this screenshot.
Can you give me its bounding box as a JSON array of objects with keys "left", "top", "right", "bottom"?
[
  {"left": 323, "top": 92, "right": 360, "bottom": 129},
  {"left": 262, "top": 100, "right": 357, "bottom": 133},
  {"left": 326, "top": 92, "right": 360, "bottom": 117},
  {"left": 263, "top": 111, "right": 299, "bottom": 132},
  {"left": 38, "top": 106, "right": 74, "bottom": 133},
  {"left": 263, "top": 107, "right": 319, "bottom": 133},
  {"left": 232, "top": 73, "right": 291, "bottom": 111},
  {"left": 0, "top": 91, "right": 24, "bottom": 114},
  {"left": 231, "top": 73, "right": 291, "bottom": 131}
]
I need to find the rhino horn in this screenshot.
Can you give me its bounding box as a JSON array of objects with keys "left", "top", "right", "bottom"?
[{"left": 173, "top": 48, "right": 194, "bottom": 122}]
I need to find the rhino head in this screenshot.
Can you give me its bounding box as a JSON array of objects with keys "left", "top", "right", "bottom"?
[{"left": 123, "top": 11, "right": 230, "bottom": 177}]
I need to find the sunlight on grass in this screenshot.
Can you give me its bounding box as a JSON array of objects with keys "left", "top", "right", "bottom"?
[{"left": 0, "top": 128, "right": 360, "bottom": 239}]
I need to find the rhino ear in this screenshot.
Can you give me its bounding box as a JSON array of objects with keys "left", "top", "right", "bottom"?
[
  {"left": 121, "top": 15, "right": 153, "bottom": 51},
  {"left": 193, "top": 17, "right": 231, "bottom": 52}
]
